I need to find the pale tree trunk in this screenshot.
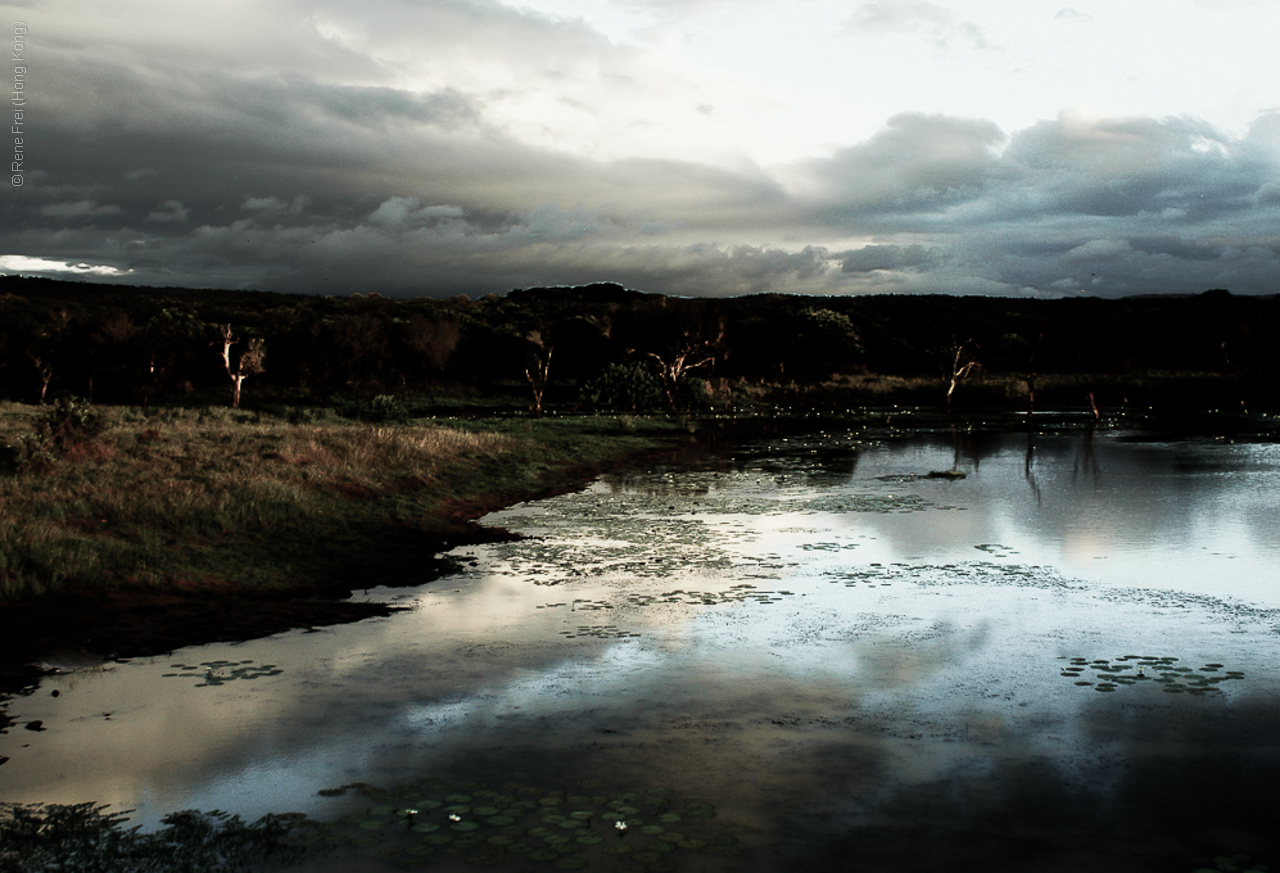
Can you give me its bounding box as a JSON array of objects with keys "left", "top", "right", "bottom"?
[
  {"left": 218, "top": 324, "right": 266, "bottom": 409},
  {"left": 32, "top": 356, "right": 53, "bottom": 403},
  {"left": 645, "top": 321, "right": 725, "bottom": 410},
  {"left": 524, "top": 345, "right": 553, "bottom": 416},
  {"left": 946, "top": 341, "right": 980, "bottom": 414}
]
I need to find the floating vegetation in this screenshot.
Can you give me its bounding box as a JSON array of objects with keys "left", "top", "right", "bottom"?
[
  {"left": 309, "top": 777, "right": 740, "bottom": 870},
  {"left": 559, "top": 625, "right": 641, "bottom": 640},
  {"left": 800, "top": 492, "right": 934, "bottom": 515},
  {"left": 926, "top": 470, "right": 966, "bottom": 480},
  {"left": 624, "top": 585, "right": 796, "bottom": 608},
  {"left": 160, "top": 659, "right": 283, "bottom": 686},
  {"left": 823, "top": 560, "right": 1072, "bottom": 592},
  {"left": 799, "top": 541, "right": 845, "bottom": 552},
  {"left": 1057, "top": 655, "right": 1246, "bottom": 694}
]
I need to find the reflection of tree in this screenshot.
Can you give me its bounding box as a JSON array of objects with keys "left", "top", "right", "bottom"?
[
  {"left": 1073, "top": 426, "right": 1101, "bottom": 484},
  {"left": 1024, "top": 431, "right": 1041, "bottom": 504},
  {"left": 1012, "top": 331, "right": 1044, "bottom": 422}
]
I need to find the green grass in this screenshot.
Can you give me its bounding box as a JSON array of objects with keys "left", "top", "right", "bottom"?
[{"left": 0, "top": 403, "right": 680, "bottom": 601}]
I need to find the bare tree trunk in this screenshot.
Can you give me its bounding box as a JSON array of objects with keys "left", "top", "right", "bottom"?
[
  {"left": 218, "top": 324, "right": 266, "bottom": 409},
  {"left": 1024, "top": 332, "right": 1043, "bottom": 423},
  {"left": 524, "top": 345, "right": 553, "bottom": 416},
  {"left": 946, "top": 341, "right": 979, "bottom": 414},
  {"left": 32, "top": 356, "right": 53, "bottom": 403}
]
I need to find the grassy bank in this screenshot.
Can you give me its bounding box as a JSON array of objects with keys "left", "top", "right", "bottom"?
[{"left": 0, "top": 402, "right": 685, "bottom": 671}]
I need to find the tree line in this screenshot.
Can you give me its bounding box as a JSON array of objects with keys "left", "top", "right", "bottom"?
[{"left": 1, "top": 276, "right": 1277, "bottom": 412}]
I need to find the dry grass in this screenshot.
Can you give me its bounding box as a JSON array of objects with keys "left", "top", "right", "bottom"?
[{"left": 0, "top": 402, "right": 626, "bottom": 600}]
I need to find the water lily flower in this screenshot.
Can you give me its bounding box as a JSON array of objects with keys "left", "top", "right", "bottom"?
[
  {"left": 614, "top": 820, "right": 628, "bottom": 832},
  {"left": 449, "top": 814, "right": 462, "bottom": 822}
]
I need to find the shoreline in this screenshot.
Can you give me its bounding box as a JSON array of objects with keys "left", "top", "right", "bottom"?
[
  {"left": 0, "top": 412, "right": 692, "bottom": 699},
  {"left": 3, "top": 405, "right": 1276, "bottom": 700}
]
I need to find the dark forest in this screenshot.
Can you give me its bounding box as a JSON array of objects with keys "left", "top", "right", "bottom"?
[{"left": 3, "top": 276, "right": 1277, "bottom": 414}]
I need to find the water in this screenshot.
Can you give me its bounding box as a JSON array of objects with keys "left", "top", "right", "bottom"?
[{"left": 3, "top": 424, "right": 1280, "bottom": 871}]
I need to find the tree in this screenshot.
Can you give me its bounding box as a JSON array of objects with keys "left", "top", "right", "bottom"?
[
  {"left": 621, "top": 300, "right": 725, "bottom": 409},
  {"left": 945, "top": 339, "right": 981, "bottom": 413},
  {"left": 217, "top": 324, "right": 266, "bottom": 409},
  {"left": 403, "top": 313, "right": 461, "bottom": 378},
  {"left": 31, "top": 355, "right": 53, "bottom": 403},
  {"left": 1003, "top": 331, "right": 1044, "bottom": 421},
  {"left": 523, "top": 330, "right": 554, "bottom": 416},
  {"left": 86, "top": 311, "right": 141, "bottom": 402}
]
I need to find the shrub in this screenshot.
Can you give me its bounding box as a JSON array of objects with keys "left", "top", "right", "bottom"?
[
  {"left": 334, "top": 394, "right": 409, "bottom": 422},
  {"left": 38, "top": 395, "right": 108, "bottom": 450},
  {"left": 0, "top": 397, "right": 109, "bottom": 473},
  {"left": 581, "top": 362, "right": 666, "bottom": 411},
  {"left": 0, "top": 431, "right": 58, "bottom": 473}
]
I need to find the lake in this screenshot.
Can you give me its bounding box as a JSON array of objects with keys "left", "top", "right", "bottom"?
[{"left": 3, "top": 420, "right": 1280, "bottom": 872}]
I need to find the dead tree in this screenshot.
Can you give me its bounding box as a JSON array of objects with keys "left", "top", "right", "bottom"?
[
  {"left": 644, "top": 319, "right": 726, "bottom": 410},
  {"left": 217, "top": 324, "right": 266, "bottom": 409},
  {"left": 31, "top": 356, "right": 53, "bottom": 403},
  {"left": 523, "top": 331, "right": 554, "bottom": 416},
  {"left": 946, "top": 339, "right": 981, "bottom": 414},
  {"left": 1024, "top": 332, "right": 1044, "bottom": 422}
]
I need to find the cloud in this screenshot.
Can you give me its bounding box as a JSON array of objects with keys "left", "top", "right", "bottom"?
[
  {"left": 790, "top": 114, "right": 1007, "bottom": 215},
  {"left": 4, "top": 1, "right": 1280, "bottom": 299},
  {"left": 0, "top": 255, "right": 131, "bottom": 277},
  {"left": 855, "top": 0, "right": 949, "bottom": 31},
  {"left": 851, "top": 0, "right": 990, "bottom": 48},
  {"left": 38, "top": 200, "right": 122, "bottom": 220},
  {"left": 145, "top": 200, "right": 190, "bottom": 223},
  {"left": 839, "top": 244, "right": 936, "bottom": 273},
  {"left": 1054, "top": 7, "right": 1093, "bottom": 22}
]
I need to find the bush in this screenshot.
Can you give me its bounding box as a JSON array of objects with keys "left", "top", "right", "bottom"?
[
  {"left": 1, "top": 397, "right": 109, "bottom": 473},
  {"left": 38, "top": 395, "right": 108, "bottom": 449},
  {"left": 0, "top": 431, "right": 58, "bottom": 473},
  {"left": 580, "top": 362, "right": 666, "bottom": 411},
  {"left": 334, "top": 394, "right": 409, "bottom": 422}
]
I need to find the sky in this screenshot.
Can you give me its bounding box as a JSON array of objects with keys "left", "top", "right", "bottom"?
[{"left": 3, "top": 0, "right": 1279, "bottom": 298}]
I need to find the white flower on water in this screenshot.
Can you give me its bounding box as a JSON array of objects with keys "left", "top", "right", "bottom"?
[
  {"left": 614, "top": 820, "right": 628, "bottom": 831},
  {"left": 449, "top": 814, "right": 462, "bottom": 822}
]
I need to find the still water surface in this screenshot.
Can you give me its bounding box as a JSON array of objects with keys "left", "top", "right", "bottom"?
[{"left": 3, "top": 424, "right": 1280, "bottom": 871}]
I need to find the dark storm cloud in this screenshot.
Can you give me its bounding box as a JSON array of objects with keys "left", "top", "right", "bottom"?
[
  {"left": 839, "top": 244, "right": 936, "bottom": 273},
  {"left": 788, "top": 110, "right": 1280, "bottom": 296},
  {"left": 794, "top": 113, "right": 1007, "bottom": 217},
  {"left": 4, "top": 0, "right": 1280, "bottom": 298}
]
